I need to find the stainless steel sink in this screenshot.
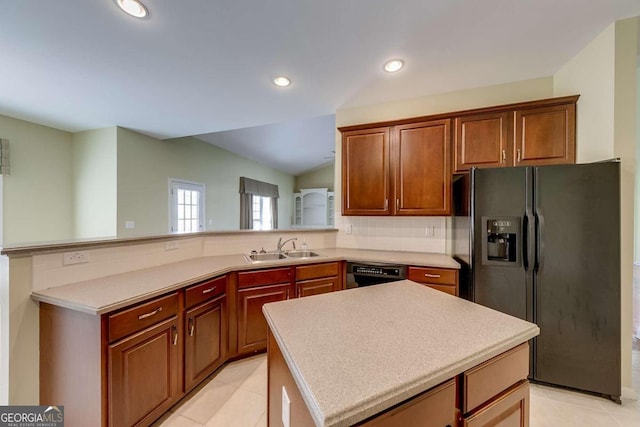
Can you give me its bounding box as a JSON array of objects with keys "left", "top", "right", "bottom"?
[
  {"left": 284, "top": 250, "right": 321, "bottom": 258},
  {"left": 246, "top": 252, "right": 288, "bottom": 262},
  {"left": 244, "top": 250, "right": 324, "bottom": 263}
]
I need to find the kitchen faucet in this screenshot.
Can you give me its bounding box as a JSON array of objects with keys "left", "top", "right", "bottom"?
[{"left": 277, "top": 237, "right": 297, "bottom": 252}]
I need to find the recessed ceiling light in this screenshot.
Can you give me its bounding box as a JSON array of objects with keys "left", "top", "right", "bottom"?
[
  {"left": 384, "top": 59, "right": 404, "bottom": 73},
  {"left": 116, "top": 0, "right": 148, "bottom": 18},
  {"left": 273, "top": 76, "right": 291, "bottom": 87}
]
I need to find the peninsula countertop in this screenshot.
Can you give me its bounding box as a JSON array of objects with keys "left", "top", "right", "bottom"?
[
  {"left": 30, "top": 248, "right": 459, "bottom": 315},
  {"left": 263, "top": 280, "right": 540, "bottom": 427}
]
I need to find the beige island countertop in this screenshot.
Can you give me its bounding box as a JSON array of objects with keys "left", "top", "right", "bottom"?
[
  {"left": 263, "top": 280, "right": 540, "bottom": 427},
  {"left": 31, "top": 248, "right": 459, "bottom": 315}
]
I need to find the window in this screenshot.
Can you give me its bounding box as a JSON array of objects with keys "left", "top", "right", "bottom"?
[
  {"left": 239, "top": 177, "right": 279, "bottom": 230},
  {"left": 169, "top": 180, "right": 205, "bottom": 233},
  {"left": 252, "top": 195, "right": 273, "bottom": 230}
]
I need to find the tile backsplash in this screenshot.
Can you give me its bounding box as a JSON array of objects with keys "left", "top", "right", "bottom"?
[{"left": 336, "top": 216, "right": 447, "bottom": 253}]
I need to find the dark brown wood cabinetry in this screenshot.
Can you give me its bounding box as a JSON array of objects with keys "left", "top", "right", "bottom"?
[
  {"left": 295, "top": 262, "right": 342, "bottom": 297},
  {"left": 514, "top": 102, "right": 575, "bottom": 166},
  {"left": 109, "top": 316, "right": 180, "bottom": 427},
  {"left": 454, "top": 96, "right": 578, "bottom": 173},
  {"left": 237, "top": 268, "right": 293, "bottom": 355},
  {"left": 454, "top": 112, "right": 511, "bottom": 172},
  {"left": 184, "top": 276, "right": 227, "bottom": 392},
  {"left": 341, "top": 120, "right": 451, "bottom": 216},
  {"left": 107, "top": 293, "right": 181, "bottom": 427},
  {"left": 408, "top": 266, "right": 459, "bottom": 296},
  {"left": 341, "top": 127, "right": 391, "bottom": 215},
  {"left": 341, "top": 96, "right": 578, "bottom": 197}
]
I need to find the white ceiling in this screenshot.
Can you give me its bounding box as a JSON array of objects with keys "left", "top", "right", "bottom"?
[{"left": 1, "top": 1, "right": 639, "bottom": 174}]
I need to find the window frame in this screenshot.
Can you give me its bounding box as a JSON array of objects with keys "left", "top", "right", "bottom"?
[{"left": 168, "top": 178, "right": 206, "bottom": 234}]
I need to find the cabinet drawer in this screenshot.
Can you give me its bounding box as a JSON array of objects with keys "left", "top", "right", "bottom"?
[
  {"left": 463, "top": 380, "right": 529, "bottom": 427},
  {"left": 463, "top": 343, "right": 529, "bottom": 414},
  {"left": 423, "top": 283, "right": 458, "bottom": 296},
  {"left": 295, "top": 262, "right": 340, "bottom": 281},
  {"left": 408, "top": 267, "right": 457, "bottom": 285},
  {"left": 238, "top": 267, "right": 291, "bottom": 289},
  {"left": 186, "top": 275, "right": 227, "bottom": 309},
  {"left": 108, "top": 293, "right": 179, "bottom": 343},
  {"left": 361, "top": 379, "right": 456, "bottom": 427}
]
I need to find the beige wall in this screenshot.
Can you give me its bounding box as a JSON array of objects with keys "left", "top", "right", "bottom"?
[
  {"left": 116, "top": 129, "right": 295, "bottom": 236},
  {"left": 71, "top": 128, "right": 118, "bottom": 239},
  {"left": 0, "top": 115, "right": 74, "bottom": 245},
  {"left": 295, "top": 163, "right": 335, "bottom": 192},
  {"left": 335, "top": 77, "right": 554, "bottom": 253},
  {"left": 553, "top": 17, "right": 638, "bottom": 397}
]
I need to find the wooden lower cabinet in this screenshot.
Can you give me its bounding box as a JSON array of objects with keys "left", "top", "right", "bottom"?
[
  {"left": 463, "top": 381, "right": 529, "bottom": 427},
  {"left": 408, "top": 266, "right": 459, "bottom": 296},
  {"left": 296, "top": 277, "right": 339, "bottom": 297},
  {"left": 108, "top": 316, "right": 180, "bottom": 427},
  {"left": 184, "top": 293, "right": 227, "bottom": 391},
  {"left": 295, "top": 262, "right": 342, "bottom": 298},
  {"left": 237, "top": 283, "right": 291, "bottom": 354}
]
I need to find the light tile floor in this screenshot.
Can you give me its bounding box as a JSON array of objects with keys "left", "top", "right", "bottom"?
[{"left": 154, "top": 350, "right": 640, "bottom": 427}]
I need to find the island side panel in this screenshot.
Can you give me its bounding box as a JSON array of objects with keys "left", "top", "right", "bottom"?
[
  {"left": 267, "top": 330, "right": 316, "bottom": 427},
  {"left": 40, "top": 303, "right": 107, "bottom": 426}
]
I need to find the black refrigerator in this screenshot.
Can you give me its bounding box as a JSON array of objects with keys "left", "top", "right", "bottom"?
[{"left": 452, "top": 161, "right": 621, "bottom": 402}]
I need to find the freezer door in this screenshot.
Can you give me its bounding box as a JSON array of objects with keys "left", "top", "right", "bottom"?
[
  {"left": 533, "top": 162, "right": 620, "bottom": 398},
  {"left": 472, "top": 167, "right": 533, "bottom": 321}
]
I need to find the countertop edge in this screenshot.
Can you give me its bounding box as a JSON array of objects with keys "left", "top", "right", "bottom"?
[
  {"left": 31, "top": 250, "right": 460, "bottom": 315},
  {"left": 264, "top": 295, "right": 539, "bottom": 427}
]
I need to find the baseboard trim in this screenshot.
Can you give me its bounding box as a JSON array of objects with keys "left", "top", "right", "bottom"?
[{"left": 622, "top": 386, "right": 638, "bottom": 400}]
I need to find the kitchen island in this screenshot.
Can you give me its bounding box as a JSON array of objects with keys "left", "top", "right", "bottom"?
[{"left": 263, "top": 280, "right": 539, "bottom": 427}]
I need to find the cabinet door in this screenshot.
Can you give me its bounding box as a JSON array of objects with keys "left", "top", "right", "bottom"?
[
  {"left": 296, "top": 277, "right": 339, "bottom": 298},
  {"left": 463, "top": 381, "right": 529, "bottom": 427},
  {"left": 109, "top": 317, "right": 179, "bottom": 427},
  {"left": 237, "top": 283, "right": 291, "bottom": 354},
  {"left": 454, "top": 112, "right": 511, "bottom": 172},
  {"left": 184, "top": 295, "right": 227, "bottom": 391},
  {"left": 514, "top": 103, "right": 575, "bottom": 166},
  {"left": 394, "top": 120, "right": 451, "bottom": 215},
  {"left": 342, "top": 127, "right": 391, "bottom": 215}
]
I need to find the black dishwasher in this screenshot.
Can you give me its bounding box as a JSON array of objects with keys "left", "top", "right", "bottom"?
[{"left": 346, "top": 262, "right": 407, "bottom": 289}]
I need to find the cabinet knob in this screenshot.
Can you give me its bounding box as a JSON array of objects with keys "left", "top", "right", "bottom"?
[
  {"left": 384, "top": 199, "right": 388, "bottom": 210},
  {"left": 396, "top": 199, "right": 400, "bottom": 211},
  {"left": 501, "top": 149, "right": 506, "bottom": 163},
  {"left": 517, "top": 148, "right": 521, "bottom": 163},
  {"left": 172, "top": 325, "right": 178, "bottom": 346},
  {"left": 425, "top": 273, "right": 441, "bottom": 278},
  {"left": 188, "top": 318, "right": 195, "bottom": 336},
  {"left": 202, "top": 286, "right": 216, "bottom": 294}
]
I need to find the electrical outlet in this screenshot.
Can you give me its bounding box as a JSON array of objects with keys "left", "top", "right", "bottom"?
[
  {"left": 425, "top": 226, "right": 435, "bottom": 237},
  {"left": 165, "top": 241, "right": 179, "bottom": 251},
  {"left": 125, "top": 221, "right": 135, "bottom": 229},
  {"left": 63, "top": 251, "right": 90, "bottom": 266},
  {"left": 345, "top": 224, "right": 353, "bottom": 235},
  {"left": 282, "top": 386, "right": 290, "bottom": 427}
]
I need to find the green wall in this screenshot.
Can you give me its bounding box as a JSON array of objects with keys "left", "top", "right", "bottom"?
[
  {"left": 295, "top": 163, "right": 335, "bottom": 192},
  {"left": 0, "top": 115, "right": 73, "bottom": 245},
  {"left": 72, "top": 128, "right": 117, "bottom": 238},
  {"left": 116, "top": 128, "right": 295, "bottom": 236}
]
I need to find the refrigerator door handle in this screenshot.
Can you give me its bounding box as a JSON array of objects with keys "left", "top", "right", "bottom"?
[
  {"left": 535, "top": 210, "right": 545, "bottom": 273},
  {"left": 522, "top": 214, "right": 529, "bottom": 271}
]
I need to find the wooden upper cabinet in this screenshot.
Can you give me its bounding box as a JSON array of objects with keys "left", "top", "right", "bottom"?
[
  {"left": 342, "top": 127, "right": 391, "bottom": 215},
  {"left": 341, "top": 121, "right": 451, "bottom": 216},
  {"left": 514, "top": 102, "right": 576, "bottom": 166},
  {"left": 454, "top": 112, "right": 511, "bottom": 172},
  {"left": 394, "top": 120, "right": 451, "bottom": 215}
]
